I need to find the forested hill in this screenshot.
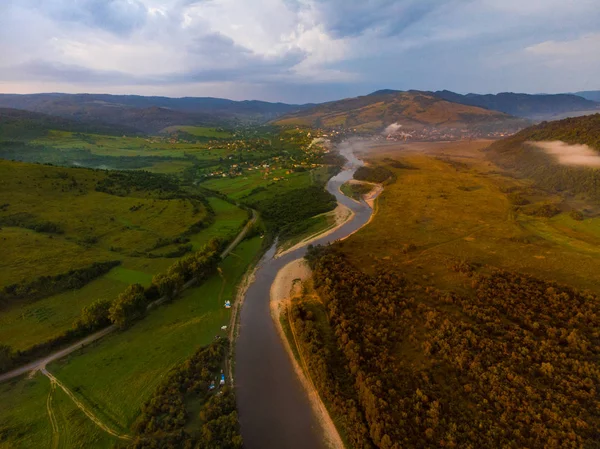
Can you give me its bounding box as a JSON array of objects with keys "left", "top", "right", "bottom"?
[
  {"left": 272, "top": 90, "right": 521, "bottom": 131},
  {"left": 434, "top": 90, "right": 599, "bottom": 119},
  {"left": 487, "top": 114, "right": 600, "bottom": 200},
  {"left": 490, "top": 113, "right": 600, "bottom": 152},
  {"left": 0, "top": 108, "right": 141, "bottom": 139},
  {"left": 0, "top": 93, "right": 310, "bottom": 133}
]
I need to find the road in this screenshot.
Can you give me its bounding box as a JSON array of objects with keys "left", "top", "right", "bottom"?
[{"left": 0, "top": 209, "right": 259, "bottom": 384}]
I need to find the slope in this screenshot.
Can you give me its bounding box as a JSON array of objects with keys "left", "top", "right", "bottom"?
[
  {"left": 0, "top": 93, "right": 310, "bottom": 133},
  {"left": 486, "top": 113, "right": 600, "bottom": 200},
  {"left": 0, "top": 108, "right": 141, "bottom": 139},
  {"left": 272, "top": 90, "right": 520, "bottom": 131}
]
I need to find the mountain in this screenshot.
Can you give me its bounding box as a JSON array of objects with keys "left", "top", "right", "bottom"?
[
  {"left": 433, "top": 90, "right": 600, "bottom": 120},
  {"left": 0, "top": 107, "right": 141, "bottom": 139},
  {"left": 0, "top": 93, "right": 310, "bottom": 134},
  {"left": 272, "top": 90, "right": 522, "bottom": 131},
  {"left": 576, "top": 91, "right": 600, "bottom": 102}
]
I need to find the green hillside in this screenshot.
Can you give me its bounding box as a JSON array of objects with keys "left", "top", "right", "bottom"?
[
  {"left": 0, "top": 160, "right": 252, "bottom": 352},
  {"left": 272, "top": 90, "right": 522, "bottom": 131},
  {"left": 487, "top": 114, "right": 600, "bottom": 200}
]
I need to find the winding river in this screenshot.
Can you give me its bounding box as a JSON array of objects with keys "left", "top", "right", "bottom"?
[{"left": 235, "top": 140, "right": 376, "bottom": 449}]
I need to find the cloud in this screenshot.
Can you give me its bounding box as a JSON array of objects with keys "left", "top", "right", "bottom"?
[
  {"left": 532, "top": 141, "right": 600, "bottom": 167},
  {"left": 0, "top": 0, "right": 598, "bottom": 102}
]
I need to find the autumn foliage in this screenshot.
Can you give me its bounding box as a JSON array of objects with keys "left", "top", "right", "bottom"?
[{"left": 300, "top": 246, "right": 600, "bottom": 449}]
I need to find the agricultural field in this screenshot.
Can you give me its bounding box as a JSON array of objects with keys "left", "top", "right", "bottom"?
[{"left": 161, "top": 125, "right": 233, "bottom": 138}]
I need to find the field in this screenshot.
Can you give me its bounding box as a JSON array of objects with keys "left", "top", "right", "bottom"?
[
  {"left": 161, "top": 126, "right": 233, "bottom": 138},
  {"left": 0, "top": 159, "right": 252, "bottom": 351},
  {"left": 202, "top": 167, "right": 320, "bottom": 201},
  {"left": 340, "top": 140, "right": 600, "bottom": 292},
  {"left": 0, "top": 196, "right": 248, "bottom": 352},
  {"left": 0, "top": 236, "right": 262, "bottom": 448}
]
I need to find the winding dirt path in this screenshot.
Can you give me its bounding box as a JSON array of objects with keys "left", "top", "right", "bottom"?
[
  {"left": 46, "top": 378, "right": 60, "bottom": 449},
  {"left": 41, "top": 368, "right": 132, "bottom": 441}
]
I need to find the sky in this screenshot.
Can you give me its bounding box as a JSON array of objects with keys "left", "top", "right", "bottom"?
[{"left": 0, "top": 0, "right": 598, "bottom": 103}]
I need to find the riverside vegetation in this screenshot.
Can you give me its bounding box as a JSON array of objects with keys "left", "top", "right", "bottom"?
[{"left": 0, "top": 112, "right": 342, "bottom": 447}]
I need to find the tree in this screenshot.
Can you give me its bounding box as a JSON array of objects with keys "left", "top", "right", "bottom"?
[
  {"left": 0, "top": 344, "right": 13, "bottom": 372},
  {"left": 74, "top": 299, "right": 111, "bottom": 331},
  {"left": 109, "top": 284, "right": 147, "bottom": 328}
]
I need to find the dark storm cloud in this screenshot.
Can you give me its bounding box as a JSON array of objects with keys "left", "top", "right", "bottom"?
[
  {"left": 312, "top": 0, "right": 460, "bottom": 38},
  {"left": 31, "top": 0, "right": 150, "bottom": 34}
]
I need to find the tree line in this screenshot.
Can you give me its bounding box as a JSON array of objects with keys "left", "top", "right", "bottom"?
[{"left": 0, "top": 260, "right": 120, "bottom": 309}]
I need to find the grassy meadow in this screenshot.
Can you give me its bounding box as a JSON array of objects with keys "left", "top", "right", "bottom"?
[
  {"left": 48, "top": 237, "right": 262, "bottom": 429},
  {"left": 0, "top": 160, "right": 252, "bottom": 351},
  {"left": 0, "top": 236, "right": 262, "bottom": 448},
  {"left": 339, "top": 140, "right": 600, "bottom": 292},
  {"left": 161, "top": 126, "right": 233, "bottom": 138}
]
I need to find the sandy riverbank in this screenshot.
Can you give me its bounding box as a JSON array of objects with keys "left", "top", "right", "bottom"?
[
  {"left": 270, "top": 259, "right": 345, "bottom": 449},
  {"left": 276, "top": 202, "right": 354, "bottom": 259}
]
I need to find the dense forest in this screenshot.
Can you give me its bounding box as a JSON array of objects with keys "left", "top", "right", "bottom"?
[
  {"left": 487, "top": 114, "right": 600, "bottom": 200},
  {"left": 0, "top": 108, "right": 140, "bottom": 140},
  {"left": 131, "top": 339, "right": 242, "bottom": 449},
  {"left": 298, "top": 246, "right": 600, "bottom": 449}
]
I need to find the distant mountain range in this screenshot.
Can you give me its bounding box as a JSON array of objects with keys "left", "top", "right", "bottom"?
[
  {"left": 433, "top": 90, "right": 599, "bottom": 121},
  {"left": 0, "top": 108, "right": 141, "bottom": 140},
  {"left": 0, "top": 93, "right": 310, "bottom": 134},
  {"left": 0, "top": 89, "right": 597, "bottom": 135},
  {"left": 271, "top": 90, "right": 525, "bottom": 131},
  {"left": 576, "top": 91, "right": 600, "bottom": 102}
]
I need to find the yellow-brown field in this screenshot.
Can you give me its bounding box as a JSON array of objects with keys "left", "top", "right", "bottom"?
[{"left": 340, "top": 140, "right": 600, "bottom": 292}]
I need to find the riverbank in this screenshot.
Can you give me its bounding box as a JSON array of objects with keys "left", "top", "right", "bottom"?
[
  {"left": 270, "top": 259, "right": 345, "bottom": 449},
  {"left": 275, "top": 203, "right": 354, "bottom": 259}
]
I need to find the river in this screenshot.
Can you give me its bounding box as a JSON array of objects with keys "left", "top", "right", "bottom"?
[{"left": 235, "top": 140, "right": 375, "bottom": 449}]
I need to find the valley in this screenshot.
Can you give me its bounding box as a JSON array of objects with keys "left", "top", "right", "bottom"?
[{"left": 1, "top": 95, "right": 600, "bottom": 449}]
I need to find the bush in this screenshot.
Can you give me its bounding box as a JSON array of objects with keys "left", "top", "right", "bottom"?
[{"left": 570, "top": 209, "right": 584, "bottom": 221}]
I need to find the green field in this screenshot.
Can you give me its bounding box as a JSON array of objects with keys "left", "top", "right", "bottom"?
[
  {"left": 0, "top": 373, "right": 120, "bottom": 449},
  {"left": 0, "top": 159, "right": 253, "bottom": 351},
  {"left": 0, "top": 236, "right": 262, "bottom": 448},
  {"left": 162, "top": 126, "right": 233, "bottom": 138},
  {"left": 0, "top": 197, "right": 248, "bottom": 352},
  {"left": 47, "top": 237, "right": 262, "bottom": 429}
]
